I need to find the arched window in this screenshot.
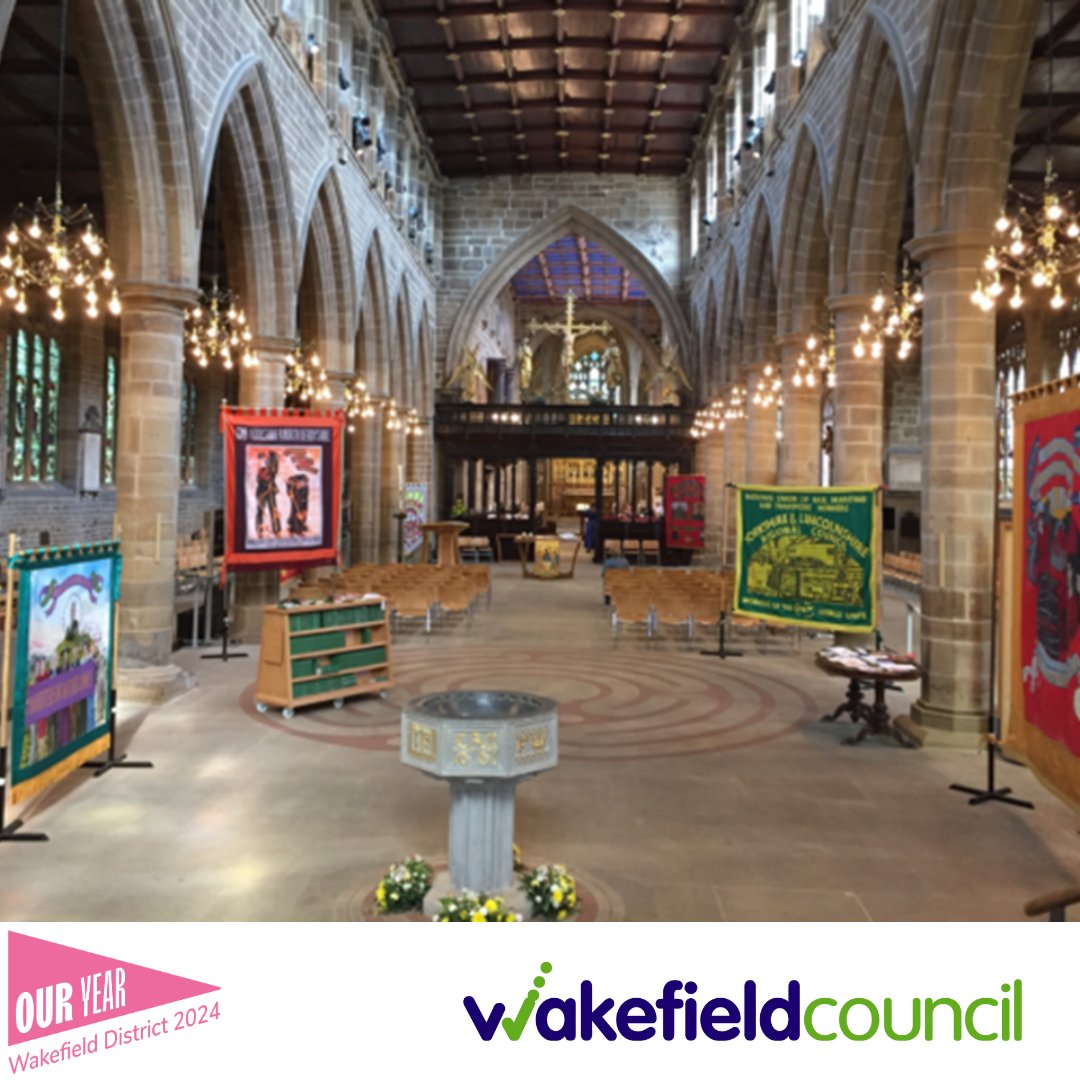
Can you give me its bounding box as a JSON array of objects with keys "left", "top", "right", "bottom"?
[
  {"left": 4, "top": 328, "right": 60, "bottom": 483},
  {"left": 568, "top": 350, "right": 613, "bottom": 403}
]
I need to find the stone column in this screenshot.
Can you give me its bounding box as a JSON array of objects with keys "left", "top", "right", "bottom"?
[
  {"left": 828, "top": 294, "right": 884, "bottom": 486},
  {"left": 744, "top": 366, "right": 778, "bottom": 485},
  {"left": 908, "top": 232, "right": 997, "bottom": 742},
  {"left": 827, "top": 294, "right": 884, "bottom": 645},
  {"left": 777, "top": 334, "right": 822, "bottom": 486},
  {"left": 380, "top": 423, "right": 406, "bottom": 562},
  {"left": 114, "top": 284, "right": 194, "bottom": 664},
  {"left": 351, "top": 418, "right": 382, "bottom": 563},
  {"left": 722, "top": 412, "right": 746, "bottom": 566},
  {"left": 231, "top": 341, "right": 290, "bottom": 641},
  {"left": 696, "top": 433, "right": 725, "bottom": 568}
]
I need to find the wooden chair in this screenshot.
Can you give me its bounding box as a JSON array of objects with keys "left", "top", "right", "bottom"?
[
  {"left": 639, "top": 539, "right": 661, "bottom": 565},
  {"left": 393, "top": 588, "right": 435, "bottom": 634},
  {"left": 611, "top": 595, "right": 653, "bottom": 643}
]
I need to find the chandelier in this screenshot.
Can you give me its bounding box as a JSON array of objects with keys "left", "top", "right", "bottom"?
[
  {"left": 385, "top": 400, "right": 404, "bottom": 432},
  {"left": 853, "top": 259, "right": 924, "bottom": 361},
  {"left": 343, "top": 375, "right": 373, "bottom": 432},
  {"left": 971, "top": 159, "right": 1080, "bottom": 313},
  {"left": 750, "top": 362, "right": 783, "bottom": 409},
  {"left": 690, "top": 384, "right": 746, "bottom": 438},
  {"left": 405, "top": 408, "right": 423, "bottom": 436},
  {"left": 972, "top": 0, "right": 1080, "bottom": 314},
  {"left": 284, "top": 343, "right": 330, "bottom": 403},
  {"left": 790, "top": 319, "right": 836, "bottom": 390},
  {"left": 0, "top": 0, "right": 120, "bottom": 322},
  {"left": 185, "top": 278, "right": 257, "bottom": 369}
]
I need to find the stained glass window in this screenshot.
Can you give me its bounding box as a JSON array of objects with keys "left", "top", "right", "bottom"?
[
  {"left": 180, "top": 377, "right": 197, "bottom": 485},
  {"left": 103, "top": 353, "right": 118, "bottom": 484},
  {"left": 4, "top": 329, "right": 59, "bottom": 483},
  {"left": 568, "top": 350, "right": 613, "bottom": 403}
]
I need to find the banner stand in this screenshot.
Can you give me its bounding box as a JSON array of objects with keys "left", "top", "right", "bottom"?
[
  {"left": 700, "top": 482, "right": 743, "bottom": 660},
  {"left": 947, "top": 411, "right": 1033, "bottom": 811},
  {"left": 0, "top": 535, "right": 48, "bottom": 842},
  {"left": 200, "top": 571, "right": 249, "bottom": 663}
]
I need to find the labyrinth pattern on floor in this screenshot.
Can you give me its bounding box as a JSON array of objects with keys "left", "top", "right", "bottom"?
[{"left": 242, "top": 646, "right": 820, "bottom": 761}]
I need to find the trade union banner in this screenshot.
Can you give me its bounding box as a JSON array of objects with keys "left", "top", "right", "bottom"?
[
  {"left": 221, "top": 407, "right": 344, "bottom": 573},
  {"left": 403, "top": 482, "right": 428, "bottom": 559},
  {"left": 734, "top": 485, "right": 878, "bottom": 633},
  {"left": 1004, "top": 380, "right": 1080, "bottom": 813},
  {"left": 664, "top": 474, "right": 706, "bottom": 550},
  {"left": 6, "top": 542, "right": 120, "bottom": 802}
]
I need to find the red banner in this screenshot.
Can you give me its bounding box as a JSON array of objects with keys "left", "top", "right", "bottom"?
[
  {"left": 1018, "top": 408, "right": 1080, "bottom": 758},
  {"left": 664, "top": 474, "right": 706, "bottom": 550},
  {"left": 221, "top": 407, "right": 344, "bottom": 572}
]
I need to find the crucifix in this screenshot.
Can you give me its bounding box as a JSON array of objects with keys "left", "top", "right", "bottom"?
[{"left": 525, "top": 291, "right": 612, "bottom": 400}]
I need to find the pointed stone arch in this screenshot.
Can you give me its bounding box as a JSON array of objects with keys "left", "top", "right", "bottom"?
[
  {"left": 830, "top": 14, "right": 915, "bottom": 295},
  {"left": 70, "top": 0, "right": 200, "bottom": 285},
  {"left": 297, "top": 166, "right": 354, "bottom": 370},
  {"left": 446, "top": 204, "right": 692, "bottom": 384},
  {"left": 742, "top": 197, "right": 778, "bottom": 367},
  {"left": 198, "top": 56, "right": 297, "bottom": 340},
  {"left": 914, "top": 0, "right": 1041, "bottom": 236},
  {"left": 717, "top": 246, "right": 743, "bottom": 387},
  {"left": 392, "top": 275, "right": 415, "bottom": 402},
  {"left": 356, "top": 230, "right": 391, "bottom": 391},
  {"left": 778, "top": 123, "right": 832, "bottom": 336}
]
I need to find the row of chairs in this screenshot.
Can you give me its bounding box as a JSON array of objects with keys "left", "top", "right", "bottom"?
[
  {"left": 288, "top": 563, "right": 491, "bottom": 634},
  {"left": 606, "top": 568, "right": 733, "bottom": 642},
  {"left": 459, "top": 536, "right": 494, "bottom": 562},
  {"left": 883, "top": 551, "right": 921, "bottom": 588},
  {"left": 602, "top": 538, "right": 661, "bottom": 564}
]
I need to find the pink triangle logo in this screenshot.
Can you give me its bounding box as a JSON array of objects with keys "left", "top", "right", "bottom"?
[{"left": 8, "top": 932, "right": 219, "bottom": 1046}]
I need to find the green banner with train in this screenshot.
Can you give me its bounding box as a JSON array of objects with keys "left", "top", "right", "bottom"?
[{"left": 733, "top": 485, "right": 878, "bottom": 633}]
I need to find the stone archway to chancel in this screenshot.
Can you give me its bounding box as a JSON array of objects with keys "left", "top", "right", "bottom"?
[{"left": 445, "top": 204, "right": 693, "bottom": 388}]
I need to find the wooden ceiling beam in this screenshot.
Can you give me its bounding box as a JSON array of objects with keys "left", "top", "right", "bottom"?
[
  {"left": 1011, "top": 106, "right": 1080, "bottom": 163},
  {"left": 1021, "top": 91, "right": 1080, "bottom": 108},
  {"left": 396, "top": 36, "right": 725, "bottom": 56},
  {"left": 385, "top": 1, "right": 739, "bottom": 19},
  {"left": 429, "top": 120, "right": 686, "bottom": 138},
  {"left": 1032, "top": 1, "right": 1080, "bottom": 56},
  {"left": 576, "top": 234, "right": 592, "bottom": 301},
  {"left": 409, "top": 67, "right": 708, "bottom": 87},
  {"left": 421, "top": 97, "right": 705, "bottom": 114},
  {"left": 536, "top": 249, "right": 557, "bottom": 301}
]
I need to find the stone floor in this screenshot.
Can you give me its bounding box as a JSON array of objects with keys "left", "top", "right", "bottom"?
[{"left": 3, "top": 559, "right": 1079, "bottom": 921}]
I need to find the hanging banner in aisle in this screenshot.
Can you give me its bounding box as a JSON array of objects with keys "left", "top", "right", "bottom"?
[
  {"left": 221, "top": 407, "right": 344, "bottom": 572},
  {"left": 734, "top": 485, "right": 878, "bottom": 633},
  {"left": 6, "top": 542, "right": 120, "bottom": 802},
  {"left": 403, "top": 482, "right": 428, "bottom": 559},
  {"left": 1006, "top": 380, "right": 1080, "bottom": 812},
  {"left": 664, "top": 474, "right": 706, "bottom": 550}
]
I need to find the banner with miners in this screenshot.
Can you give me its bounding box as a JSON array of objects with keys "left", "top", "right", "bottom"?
[{"left": 221, "top": 407, "right": 344, "bottom": 572}]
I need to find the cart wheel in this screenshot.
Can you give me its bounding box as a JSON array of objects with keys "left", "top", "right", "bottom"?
[
  {"left": 282, "top": 707, "right": 296, "bottom": 720},
  {"left": 255, "top": 701, "right": 269, "bottom": 714},
  {"left": 332, "top": 698, "right": 345, "bottom": 709}
]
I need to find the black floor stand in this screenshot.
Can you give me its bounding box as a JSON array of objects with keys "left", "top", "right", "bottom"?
[
  {"left": 700, "top": 614, "right": 743, "bottom": 659},
  {"left": 949, "top": 716, "right": 1034, "bottom": 809},
  {"left": 82, "top": 691, "right": 153, "bottom": 778},
  {"left": 0, "top": 747, "right": 47, "bottom": 842},
  {"left": 201, "top": 611, "right": 248, "bottom": 662}
]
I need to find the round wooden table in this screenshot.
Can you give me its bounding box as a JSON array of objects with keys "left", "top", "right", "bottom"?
[
  {"left": 422, "top": 521, "right": 468, "bottom": 567},
  {"left": 815, "top": 651, "right": 921, "bottom": 748}
]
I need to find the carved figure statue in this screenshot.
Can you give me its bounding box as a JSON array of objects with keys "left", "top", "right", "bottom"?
[
  {"left": 650, "top": 343, "right": 692, "bottom": 404},
  {"left": 444, "top": 344, "right": 491, "bottom": 401}
]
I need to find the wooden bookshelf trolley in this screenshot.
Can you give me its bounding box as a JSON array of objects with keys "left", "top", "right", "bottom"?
[{"left": 255, "top": 596, "right": 393, "bottom": 718}]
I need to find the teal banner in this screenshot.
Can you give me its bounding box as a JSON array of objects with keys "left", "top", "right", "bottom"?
[
  {"left": 734, "top": 486, "right": 878, "bottom": 633},
  {"left": 7, "top": 542, "right": 121, "bottom": 802}
]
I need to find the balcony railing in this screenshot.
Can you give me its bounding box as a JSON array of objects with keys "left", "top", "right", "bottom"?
[{"left": 434, "top": 403, "right": 694, "bottom": 438}]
